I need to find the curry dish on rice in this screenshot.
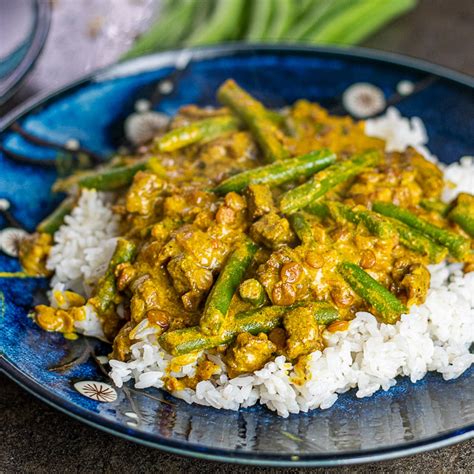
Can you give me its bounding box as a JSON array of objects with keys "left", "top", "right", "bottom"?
[{"left": 19, "top": 79, "right": 473, "bottom": 391}]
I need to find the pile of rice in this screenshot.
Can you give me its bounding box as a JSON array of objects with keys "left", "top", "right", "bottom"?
[
  {"left": 47, "top": 190, "right": 119, "bottom": 296},
  {"left": 46, "top": 190, "right": 119, "bottom": 340},
  {"left": 46, "top": 109, "right": 474, "bottom": 417}
]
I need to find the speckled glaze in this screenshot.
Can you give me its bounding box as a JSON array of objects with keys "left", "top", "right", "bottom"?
[{"left": 0, "top": 45, "right": 473, "bottom": 466}]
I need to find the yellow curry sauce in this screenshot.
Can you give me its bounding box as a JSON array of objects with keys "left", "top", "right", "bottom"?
[{"left": 20, "top": 82, "right": 473, "bottom": 385}]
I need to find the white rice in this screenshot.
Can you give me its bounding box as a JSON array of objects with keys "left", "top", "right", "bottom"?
[
  {"left": 442, "top": 155, "right": 474, "bottom": 202},
  {"left": 46, "top": 189, "right": 119, "bottom": 297},
  {"left": 47, "top": 109, "right": 474, "bottom": 417},
  {"left": 365, "top": 106, "right": 436, "bottom": 162},
  {"left": 46, "top": 189, "right": 118, "bottom": 339},
  {"left": 74, "top": 304, "right": 107, "bottom": 341}
]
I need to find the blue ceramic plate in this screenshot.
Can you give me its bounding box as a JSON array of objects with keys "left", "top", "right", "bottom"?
[{"left": 0, "top": 45, "right": 473, "bottom": 466}]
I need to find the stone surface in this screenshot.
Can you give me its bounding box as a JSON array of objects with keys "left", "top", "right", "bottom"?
[{"left": 1, "top": 0, "right": 473, "bottom": 471}]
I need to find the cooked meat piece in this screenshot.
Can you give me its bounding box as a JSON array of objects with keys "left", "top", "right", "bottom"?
[
  {"left": 257, "top": 247, "right": 311, "bottom": 306},
  {"left": 166, "top": 255, "right": 213, "bottom": 304},
  {"left": 399, "top": 263, "right": 430, "bottom": 306},
  {"left": 250, "top": 212, "right": 295, "bottom": 248},
  {"left": 224, "top": 332, "right": 276, "bottom": 378},
  {"left": 245, "top": 184, "right": 275, "bottom": 220},
  {"left": 283, "top": 305, "right": 324, "bottom": 360},
  {"left": 126, "top": 171, "right": 163, "bottom": 215}
]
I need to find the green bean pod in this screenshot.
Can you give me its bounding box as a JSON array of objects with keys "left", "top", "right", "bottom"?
[
  {"left": 89, "top": 239, "right": 137, "bottom": 315},
  {"left": 338, "top": 262, "right": 407, "bottom": 324},
  {"left": 388, "top": 218, "right": 448, "bottom": 263},
  {"left": 306, "top": 201, "right": 447, "bottom": 263},
  {"left": 239, "top": 278, "right": 267, "bottom": 307},
  {"left": 200, "top": 237, "right": 258, "bottom": 336},
  {"left": 308, "top": 0, "right": 416, "bottom": 45},
  {"left": 305, "top": 200, "right": 330, "bottom": 219},
  {"left": 327, "top": 201, "right": 396, "bottom": 239},
  {"left": 325, "top": 202, "right": 446, "bottom": 262},
  {"left": 448, "top": 193, "right": 474, "bottom": 238},
  {"left": 79, "top": 161, "right": 148, "bottom": 191},
  {"left": 160, "top": 301, "right": 338, "bottom": 356},
  {"left": 121, "top": 0, "right": 197, "bottom": 59},
  {"left": 419, "top": 198, "right": 450, "bottom": 216},
  {"left": 285, "top": 0, "right": 336, "bottom": 39},
  {"left": 185, "top": 0, "right": 246, "bottom": 46},
  {"left": 52, "top": 159, "right": 149, "bottom": 193},
  {"left": 217, "top": 79, "right": 289, "bottom": 163},
  {"left": 263, "top": 0, "right": 295, "bottom": 40},
  {"left": 280, "top": 151, "right": 381, "bottom": 214},
  {"left": 289, "top": 212, "right": 314, "bottom": 246},
  {"left": 36, "top": 196, "right": 76, "bottom": 234},
  {"left": 245, "top": 0, "right": 273, "bottom": 40},
  {"left": 265, "top": 109, "right": 285, "bottom": 126},
  {"left": 155, "top": 115, "right": 240, "bottom": 153},
  {"left": 213, "top": 149, "right": 336, "bottom": 194},
  {"left": 373, "top": 201, "right": 470, "bottom": 259}
]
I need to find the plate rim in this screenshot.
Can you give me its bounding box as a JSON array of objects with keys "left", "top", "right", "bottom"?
[
  {"left": 1, "top": 42, "right": 473, "bottom": 131},
  {"left": 1, "top": 43, "right": 473, "bottom": 466},
  {"left": 2, "top": 357, "right": 473, "bottom": 467}
]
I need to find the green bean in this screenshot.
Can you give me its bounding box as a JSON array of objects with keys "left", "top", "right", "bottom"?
[
  {"left": 295, "top": 302, "right": 339, "bottom": 325},
  {"left": 89, "top": 239, "right": 137, "bottom": 315},
  {"left": 264, "top": 0, "right": 295, "bottom": 40},
  {"left": 245, "top": 0, "right": 273, "bottom": 41},
  {"left": 266, "top": 109, "right": 285, "bottom": 126},
  {"left": 121, "top": 0, "right": 197, "bottom": 59},
  {"left": 285, "top": 0, "right": 339, "bottom": 39},
  {"left": 389, "top": 218, "right": 448, "bottom": 264},
  {"left": 239, "top": 278, "right": 267, "bottom": 307},
  {"left": 298, "top": 0, "right": 316, "bottom": 12},
  {"left": 450, "top": 213, "right": 474, "bottom": 239},
  {"left": 217, "top": 79, "right": 289, "bottom": 163},
  {"left": 79, "top": 161, "right": 148, "bottom": 191},
  {"left": 154, "top": 115, "right": 240, "bottom": 153},
  {"left": 420, "top": 198, "right": 450, "bottom": 216},
  {"left": 305, "top": 200, "right": 446, "bottom": 262},
  {"left": 200, "top": 238, "right": 258, "bottom": 336},
  {"left": 448, "top": 193, "right": 474, "bottom": 238},
  {"left": 280, "top": 151, "right": 381, "bottom": 214},
  {"left": 289, "top": 213, "right": 314, "bottom": 246},
  {"left": 326, "top": 201, "right": 396, "bottom": 239},
  {"left": 305, "top": 200, "right": 330, "bottom": 219},
  {"left": 53, "top": 160, "right": 148, "bottom": 192},
  {"left": 185, "top": 0, "right": 245, "bottom": 46},
  {"left": 325, "top": 201, "right": 446, "bottom": 262},
  {"left": 338, "top": 262, "right": 407, "bottom": 324},
  {"left": 36, "top": 196, "right": 75, "bottom": 234},
  {"left": 189, "top": 0, "right": 214, "bottom": 34},
  {"left": 123, "top": 0, "right": 416, "bottom": 57},
  {"left": 213, "top": 149, "right": 336, "bottom": 194},
  {"left": 308, "top": 0, "right": 416, "bottom": 45},
  {"left": 160, "top": 301, "right": 338, "bottom": 356},
  {"left": 373, "top": 201, "right": 470, "bottom": 259}
]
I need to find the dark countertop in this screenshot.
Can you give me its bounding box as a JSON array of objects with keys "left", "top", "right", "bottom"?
[{"left": 1, "top": 0, "right": 473, "bottom": 471}]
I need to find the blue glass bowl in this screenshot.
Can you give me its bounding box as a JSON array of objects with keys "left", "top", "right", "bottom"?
[
  {"left": 0, "top": 45, "right": 473, "bottom": 466},
  {"left": 0, "top": 0, "right": 51, "bottom": 104}
]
